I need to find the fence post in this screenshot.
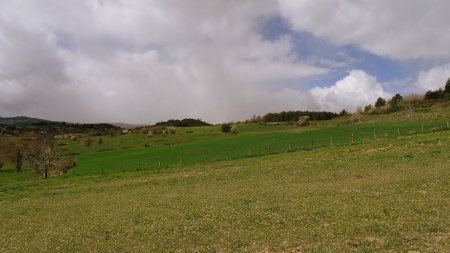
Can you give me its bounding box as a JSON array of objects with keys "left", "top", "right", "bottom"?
[
  {"left": 268, "top": 144, "right": 271, "bottom": 154},
  {"left": 205, "top": 151, "right": 208, "bottom": 163},
  {"left": 289, "top": 144, "right": 292, "bottom": 151},
  {"left": 158, "top": 161, "right": 161, "bottom": 169},
  {"left": 397, "top": 127, "right": 400, "bottom": 135},
  {"left": 351, "top": 133, "right": 355, "bottom": 144},
  {"left": 373, "top": 130, "right": 377, "bottom": 140},
  {"left": 329, "top": 136, "right": 333, "bottom": 146},
  {"left": 422, "top": 123, "right": 424, "bottom": 132},
  {"left": 310, "top": 140, "right": 314, "bottom": 149},
  {"left": 180, "top": 156, "right": 183, "bottom": 166},
  {"left": 447, "top": 121, "right": 449, "bottom": 129}
]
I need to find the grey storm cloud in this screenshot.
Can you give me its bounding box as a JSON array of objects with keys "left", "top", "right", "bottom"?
[{"left": 1, "top": 0, "right": 449, "bottom": 123}]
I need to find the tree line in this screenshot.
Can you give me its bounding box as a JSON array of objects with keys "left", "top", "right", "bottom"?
[
  {"left": 365, "top": 78, "right": 450, "bottom": 114},
  {"left": 258, "top": 111, "right": 338, "bottom": 123},
  {"left": 154, "top": 118, "right": 211, "bottom": 127}
]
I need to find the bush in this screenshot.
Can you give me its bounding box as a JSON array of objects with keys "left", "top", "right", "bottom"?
[
  {"left": 425, "top": 89, "right": 444, "bottom": 100},
  {"left": 164, "top": 126, "right": 177, "bottom": 134},
  {"left": 399, "top": 94, "right": 423, "bottom": 113},
  {"left": 297, "top": 116, "right": 310, "bottom": 126},
  {"left": 221, "top": 123, "right": 231, "bottom": 133},
  {"left": 340, "top": 113, "right": 362, "bottom": 125},
  {"left": 364, "top": 104, "right": 372, "bottom": 113},
  {"left": 230, "top": 125, "right": 239, "bottom": 134},
  {"left": 55, "top": 157, "right": 77, "bottom": 175}
]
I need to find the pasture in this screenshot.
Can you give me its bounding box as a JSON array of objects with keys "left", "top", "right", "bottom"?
[
  {"left": 0, "top": 130, "right": 449, "bottom": 252},
  {"left": 66, "top": 119, "right": 448, "bottom": 176},
  {"left": 0, "top": 109, "right": 449, "bottom": 252}
]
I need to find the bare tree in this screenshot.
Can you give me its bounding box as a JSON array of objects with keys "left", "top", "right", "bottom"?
[
  {"left": 25, "top": 136, "right": 57, "bottom": 179},
  {"left": 15, "top": 149, "right": 23, "bottom": 172},
  {"left": 85, "top": 137, "right": 92, "bottom": 147}
]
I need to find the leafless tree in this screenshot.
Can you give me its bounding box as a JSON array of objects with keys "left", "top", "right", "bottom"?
[{"left": 25, "top": 135, "right": 57, "bottom": 179}]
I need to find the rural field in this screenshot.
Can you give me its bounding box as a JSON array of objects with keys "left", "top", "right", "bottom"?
[
  {"left": 1, "top": 109, "right": 449, "bottom": 252},
  {"left": 2, "top": 2, "right": 450, "bottom": 252}
]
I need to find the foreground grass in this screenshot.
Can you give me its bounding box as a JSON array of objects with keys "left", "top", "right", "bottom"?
[{"left": 1, "top": 130, "right": 449, "bottom": 252}]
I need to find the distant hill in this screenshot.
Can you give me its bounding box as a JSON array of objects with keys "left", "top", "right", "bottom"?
[
  {"left": 0, "top": 116, "right": 121, "bottom": 136},
  {"left": 0, "top": 116, "right": 50, "bottom": 126},
  {"left": 154, "top": 118, "right": 211, "bottom": 127}
]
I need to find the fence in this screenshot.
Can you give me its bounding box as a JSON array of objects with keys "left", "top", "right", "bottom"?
[{"left": 71, "top": 119, "right": 450, "bottom": 176}]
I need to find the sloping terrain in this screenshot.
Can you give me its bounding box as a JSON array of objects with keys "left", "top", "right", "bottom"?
[{"left": 0, "top": 131, "right": 449, "bottom": 252}]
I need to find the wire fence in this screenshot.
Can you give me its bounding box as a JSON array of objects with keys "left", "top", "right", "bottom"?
[{"left": 71, "top": 119, "right": 450, "bottom": 176}]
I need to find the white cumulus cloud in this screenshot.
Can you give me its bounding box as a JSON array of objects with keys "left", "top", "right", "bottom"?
[
  {"left": 415, "top": 63, "right": 450, "bottom": 91},
  {"left": 310, "top": 70, "right": 391, "bottom": 112}
]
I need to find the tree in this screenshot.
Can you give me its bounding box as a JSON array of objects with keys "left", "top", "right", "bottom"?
[
  {"left": 445, "top": 78, "right": 450, "bottom": 94},
  {"left": 85, "top": 137, "right": 92, "bottom": 147},
  {"left": 221, "top": 123, "right": 231, "bottom": 133},
  {"left": 339, "top": 110, "right": 348, "bottom": 116},
  {"left": 25, "top": 135, "right": 57, "bottom": 179},
  {"left": 389, "top": 94, "right": 403, "bottom": 106},
  {"left": 375, "top": 97, "right": 386, "bottom": 108},
  {"left": 98, "top": 137, "right": 103, "bottom": 145},
  {"left": 388, "top": 93, "right": 403, "bottom": 112},
  {"left": 364, "top": 104, "right": 372, "bottom": 112},
  {"left": 15, "top": 149, "right": 23, "bottom": 172},
  {"left": 424, "top": 89, "right": 444, "bottom": 100}
]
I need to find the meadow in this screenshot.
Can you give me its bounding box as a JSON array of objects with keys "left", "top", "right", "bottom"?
[
  {"left": 65, "top": 116, "right": 448, "bottom": 176},
  {"left": 0, "top": 129, "right": 449, "bottom": 252},
  {"left": 0, "top": 108, "right": 449, "bottom": 252}
]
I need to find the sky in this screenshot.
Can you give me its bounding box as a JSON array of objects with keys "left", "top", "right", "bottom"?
[{"left": 1, "top": 0, "right": 450, "bottom": 124}]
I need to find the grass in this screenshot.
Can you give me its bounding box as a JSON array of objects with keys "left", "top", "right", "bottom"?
[
  {"left": 0, "top": 108, "right": 449, "bottom": 251},
  {"left": 67, "top": 119, "right": 448, "bottom": 176},
  {"left": 0, "top": 130, "right": 449, "bottom": 252}
]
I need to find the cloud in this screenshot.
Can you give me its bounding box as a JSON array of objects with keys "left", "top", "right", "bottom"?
[
  {"left": 278, "top": 0, "right": 450, "bottom": 60},
  {"left": 2, "top": 0, "right": 445, "bottom": 123},
  {"left": 0, "top": 0, "right": 328, "bottom": 123},
  {"left": 310, "top": 70, "right": 391, "bottom": 112},
  {"left": 415, "top": 63, "right": 450, "bottom": 91}
]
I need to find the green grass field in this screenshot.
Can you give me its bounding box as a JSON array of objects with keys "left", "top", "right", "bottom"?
[
  {"left": 0, "top": 109, "right": 449, "bottom": 252},
  {"left": 66, "top": 119, "right": 448, "bottom": 176},
  {"left": 0, "top": 130, "right": 449, "bottom": 252}
]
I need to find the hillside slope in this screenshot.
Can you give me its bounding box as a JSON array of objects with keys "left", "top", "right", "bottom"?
[{"left": 1, "top": 131, "right": 448, "bottom": 252}]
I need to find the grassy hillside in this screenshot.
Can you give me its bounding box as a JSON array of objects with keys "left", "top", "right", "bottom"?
[
  {"left": 0, "top": 130, "right": 448, "bottom": 252},
  {"left": 2, "top": 109, "right": 448, "bottom": 179},
  {"left": 0, "top": 107, "right": 449, "bottom": 251},
  {"left": 65, "top": 119, "right": 448, "bottom": 176}
]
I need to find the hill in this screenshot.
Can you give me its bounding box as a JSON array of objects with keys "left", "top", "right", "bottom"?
[
  {"left": 0, "top": 116, "right": 50, "bottom": 126},
  {"left": 154, "top": 118, "right": 211, "bottom": 127},
  {"left": 0, "top": 130, "right": 448, "bottom": 251},
  {"left": 0, "top": 116, "right": 121, "bottom": 136}
]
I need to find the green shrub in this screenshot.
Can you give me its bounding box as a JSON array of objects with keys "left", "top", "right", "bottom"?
[{"left": 221, "top": 123, "right": 231, "bottom": 133}]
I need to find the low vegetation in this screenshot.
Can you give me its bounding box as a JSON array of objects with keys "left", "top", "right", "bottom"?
[
  {"left": 0, "top": 130, "right": 448, "bottom": 252},
  {"left": 0, "top": 80, "right": 449, "bottom": 251}
]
